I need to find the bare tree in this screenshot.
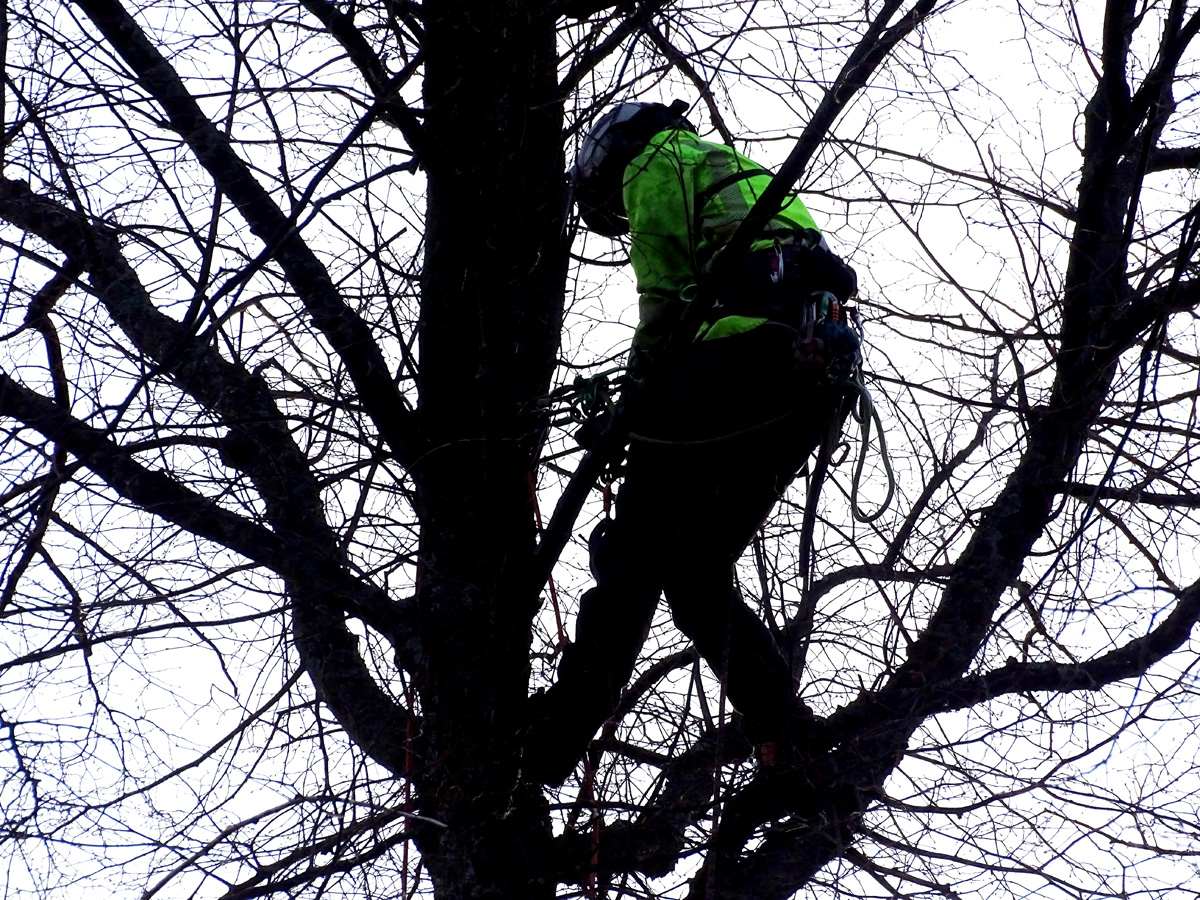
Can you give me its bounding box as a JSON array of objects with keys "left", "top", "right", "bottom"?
[{"left": 2, "top": 1, "right": 1200, "bottom": 899}]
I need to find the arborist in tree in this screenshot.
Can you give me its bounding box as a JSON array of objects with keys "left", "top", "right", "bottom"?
[{"left": 525, "top": 100, "right": 861, "bottom": 786}]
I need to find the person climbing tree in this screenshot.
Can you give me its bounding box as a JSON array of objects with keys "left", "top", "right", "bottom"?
[{"left": 524, "top": 100, "right": 861, "bottom": 786}]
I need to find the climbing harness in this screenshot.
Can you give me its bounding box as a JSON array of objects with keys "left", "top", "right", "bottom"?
[
  {"left": 630, "top": 298, "right": 864, "bottom": 447},
  {"left": 534, "top": 303, "right": 893, "bottom": 519}
]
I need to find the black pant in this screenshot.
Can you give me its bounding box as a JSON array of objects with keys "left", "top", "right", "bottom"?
[{"left": 526, "top": 324, "right": 846, "bottom": 784}]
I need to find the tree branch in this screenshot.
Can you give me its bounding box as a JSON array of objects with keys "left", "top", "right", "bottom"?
[
  {"left": 558, "top": 721, "right": 753, "bottom": 883},
  {"left": 555, "top": 0, "right": 626, "bottom": 20},
  {"left": 0, "top": 369, "right": 415, "bottom": 772},
  {"left": 559, "top": 0, "right": 671, "bottom": 96},
  {"left": 0, "top": 372, "right": 394, "bottom": 636},
  {"left": 1060, "top": 481, "right": 1200, "bottom": 508},
  {"left": 695, "top": 571, "right": 1200, "bottom": 900},
  {"left": 842, "top": 138, "right": 1078, "bottom": 222},
  {"left": 0, "top": 259, "right": 80, "bottom": 616},
  {"left": 70, "top": 0, "right": 422, "bottom": 467},
  {"left": 824, "top": 577, "right": 1200, "bottom": 736},
  {"left": 1148, "top": 146, "right": 1200, "bottom": 172},
  {"left": 1105, "top": 276, "right": 1200, "bottom": 354},
  {"left": 949, "top": 578, "right": 1200, "bottom": 704},
  {"left": 1118, "top": 9, "right": 1200, "bottom": 155},
  {"left": 298, "top": 0, "right": 426, "bottom": 154},
  {"left": 0, "top": 178, "right": 404, "bottom": 619},
  {"left": 0, "top": 174, "right": 421, "bottom": 775},
  {"left": 641, "top": 21, "right": 735, "bottom": 146},
  {"left": 706, "top": 0, "right": 937, "bottom": 281}
]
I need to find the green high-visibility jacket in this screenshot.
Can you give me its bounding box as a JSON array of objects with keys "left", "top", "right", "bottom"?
[{"left": 623, "top": 129, "right": 821, "bottom": 350}]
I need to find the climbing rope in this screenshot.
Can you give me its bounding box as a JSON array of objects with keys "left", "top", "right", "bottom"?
[
  {"left": 788, "top": 368, "right": 894, "bottom": 679},
  {"left": 844, "top": 372, "right": 895, "bottom": 523},
  {"left": 627, "top": 400, "right": 812, "bottom": 447},
  {"left": 792, "top": 407, "right": 840, "bottom": 680},
  {"left": 543, "top": 367, "right": 627, "bottom": 430}
]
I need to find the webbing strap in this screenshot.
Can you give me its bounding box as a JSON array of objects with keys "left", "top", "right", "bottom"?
[
  {"left": 695, "top": 167, "right": 773, "bottom": 207},
  {"left": 693, "top": 167, "right": 772, "bottom": 239}
]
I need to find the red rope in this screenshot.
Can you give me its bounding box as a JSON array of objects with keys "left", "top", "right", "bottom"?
[
  {"left": 583, "top": 751, "right": 600, "bottom": 900},
  {"left": 526, "top": 470, "right": 567, "bottom": 649},
  {"left": 401, "top": 679, "right": 415, "bottom": 898}
]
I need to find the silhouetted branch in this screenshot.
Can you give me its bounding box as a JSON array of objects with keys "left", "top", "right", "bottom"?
[
  {"left": 298, "top": 0, "right": 426, "bottom": 154},
  {"left": 72, "top": 0, "right": 422, "bottom": 467}
]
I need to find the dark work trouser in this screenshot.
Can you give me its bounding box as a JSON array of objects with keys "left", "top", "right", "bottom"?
[{"left": 526, "top": 324, "right": 846, "bottom": 784}]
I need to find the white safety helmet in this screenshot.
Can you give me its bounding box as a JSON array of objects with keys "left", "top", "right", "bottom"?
[
  {"left": 570, "top": 100, "right": 696, "bottom": 236},
  {"left": 571, "top": 102, "right": 655, "bottom": 187}
]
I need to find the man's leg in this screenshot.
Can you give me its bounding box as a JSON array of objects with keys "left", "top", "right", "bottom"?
[
  {"left": 664, "top": 569, "right": 796, "bottom": 743},
  {"left": 524, "top": 457, "right": 669, "bottom": 785},
  {"left": 524, "top": 583, "right": 658, "bottom": 784},
  {"left": 646, "top": 326, "right": 836, "bottom": 747},
  {"left": 525, "top": 326, "right": 845, "bottom": 782}
]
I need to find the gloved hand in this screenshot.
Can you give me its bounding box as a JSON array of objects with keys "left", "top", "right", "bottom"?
[{"left": 789, "top": 242, "right": 857, "bottom": 302}]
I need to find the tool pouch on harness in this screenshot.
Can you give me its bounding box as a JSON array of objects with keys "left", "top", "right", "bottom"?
[
  {"left": 714, "top": 235, "right": 857, "bottom": 316},
  {"left": 711, "top": 236, "right": 862, "bottom": 381}
]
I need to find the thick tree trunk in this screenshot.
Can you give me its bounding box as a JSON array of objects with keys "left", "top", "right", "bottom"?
[{"left": 411, "top": 1, "right": 567, "bottom": 897}]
